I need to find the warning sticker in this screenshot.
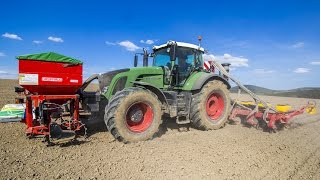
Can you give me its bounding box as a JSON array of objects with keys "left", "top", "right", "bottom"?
[{"left": 19, "top": 74, "right": 38, "bottom": 85}]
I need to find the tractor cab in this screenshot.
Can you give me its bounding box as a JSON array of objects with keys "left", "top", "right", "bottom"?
[{"left": 152, "top": 41, "right": 205, "bottom": 86}]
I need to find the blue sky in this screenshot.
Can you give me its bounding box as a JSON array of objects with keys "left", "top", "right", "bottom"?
[{"left": 1, "top": 0, "right": 320, "bottom": 90}]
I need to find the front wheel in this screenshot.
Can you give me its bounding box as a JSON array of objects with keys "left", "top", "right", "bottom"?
[
  {"left": 190, "top": 80, "right": 231, "bottom": 130},
  {"left": 104, "top": 87, "right": 162, "bottom": 143}
]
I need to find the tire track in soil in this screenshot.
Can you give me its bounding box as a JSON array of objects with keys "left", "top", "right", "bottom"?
[
  {"left": 286, "top": 117, "right": 320, "bottom": 180},
  {"left": 287, "top": 142, "right": 320, "bottom": 179}
]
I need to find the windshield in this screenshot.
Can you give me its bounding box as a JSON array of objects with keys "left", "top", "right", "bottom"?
[
  {"left": 153, "top": 47, "right": 203, "bottom": 68},
  {"left": 153, "top": 48, "right": 171, "bottom": 67}
]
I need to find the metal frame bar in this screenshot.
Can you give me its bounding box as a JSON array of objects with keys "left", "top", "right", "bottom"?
[
  {"left": 229, "top": 104, "right": 308, "bottom": 129},
  {"left": 25, "top": 95, "right": 80, "bottom": 137}
]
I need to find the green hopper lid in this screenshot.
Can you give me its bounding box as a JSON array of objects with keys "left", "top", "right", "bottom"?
[{"left": 16, "top": 52, "right": 83, "bottom": 64}]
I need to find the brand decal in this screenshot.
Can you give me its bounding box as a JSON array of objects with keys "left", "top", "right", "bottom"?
[{"left": 42, "top": 77, "right": 63, "bottom": 82}]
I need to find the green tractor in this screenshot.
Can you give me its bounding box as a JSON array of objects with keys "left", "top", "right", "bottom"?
[{"left": 80, "top": 41, "right": 231, "bottom": 143}]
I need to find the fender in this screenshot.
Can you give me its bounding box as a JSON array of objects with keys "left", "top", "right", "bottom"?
[
  {"left": 191, "top": 73, "right": 231, "bottom": 90},
  {"left": 78, "top": 74, "right": 99, "bottom": 92},
  {"left": 132, "top": 81, "right": 168, "bottom": 105}
]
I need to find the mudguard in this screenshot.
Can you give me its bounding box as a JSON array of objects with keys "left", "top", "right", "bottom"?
[
  {"left": 191, "top": 73, "right": 231, "bottom": 90},
  {"left": 132, "top": 81, "right": 168, "bottom": 105}
]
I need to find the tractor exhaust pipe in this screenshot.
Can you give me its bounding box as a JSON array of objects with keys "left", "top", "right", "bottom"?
[{"left": 143, "top": 48, "right": 148, "bottom": 67}]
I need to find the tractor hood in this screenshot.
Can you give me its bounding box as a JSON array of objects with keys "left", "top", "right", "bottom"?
[
  {"left": 98, "top": 68, "right": 130, "bottom": 91},
  {"left": 99, "top": 66, "right": 165, "bottom": 99}
]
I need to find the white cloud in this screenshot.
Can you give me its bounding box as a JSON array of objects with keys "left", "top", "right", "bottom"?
[
  {"left": 33, "top": 40, "right": 43, "bottom": 44},
  {"left": 0, "top": 70, "right": 8, "bottom": 74},
  {"left": 2, "top": 32, "right": 22, "bottom": 40},
  {"left": 203, "top": 53, "right": 248, "bottom": 68},
  {"left": 294, "top": 68, "right": 309, "bottom": 73},
  {"left": 146, "top": 40, "right": 154, "bottom": 44},
  {"left": 253, "top": 69, "right": 275, "bottom": 74},
  {"left": 105, "top": 41, "right": 116, "bottom": 45},
  {"left": 310, "top": 61, "right": 320, "bottom": 65},
  {"left": 291, "top": 42, "right": 304, "bottom": 48},
  {"left": 48, "top": 36, "right": 64, "bottom": 43},
  {"left": 118, "top": 40, "right": 141, "bottom": 51},
  {"left": 213, "top": 53, "right": 249, "bottom": 67},
  {"left": 140, "top": 39, "right": 155, "bottom": 45},
  {"left": 0, "top": 52, "right": 5, "bottom": 57},
  {"left": 203, "top": 54, "right": 215, "bottom": 61}
]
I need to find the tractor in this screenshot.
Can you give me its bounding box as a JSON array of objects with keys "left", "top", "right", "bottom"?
[
  {"left": 80, "top": 40, "right": 231, "bottom": 143},
  {"left": 16, "top": 40, "right": 316, "bottom": 144}
]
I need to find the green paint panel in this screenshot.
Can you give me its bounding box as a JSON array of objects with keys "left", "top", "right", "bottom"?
[
  {"left": 182, "top": 72, "right": 206, "bottom": 91},
  {"left": 103, "top": 67, "right": 164, "bottom": 99},
  {"left": 139, "top": 75, "right": 164, "bottom": 87}
]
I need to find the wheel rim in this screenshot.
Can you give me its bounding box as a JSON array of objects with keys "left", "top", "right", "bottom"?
[
  {"left": 126, "top": 102, "right": 154, "bottom": 133},
  {"left": 206, "top": 92, "right": 225, "bottom": 121}
]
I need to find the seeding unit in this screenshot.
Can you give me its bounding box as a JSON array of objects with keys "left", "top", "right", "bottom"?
[{"left": 210, "top": 61, "right": 316, "bottom": 131}]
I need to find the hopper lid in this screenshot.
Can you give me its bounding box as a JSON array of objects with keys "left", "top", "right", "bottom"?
[{"left": 16, "top": 52, "right": 83, "bottom": 64}]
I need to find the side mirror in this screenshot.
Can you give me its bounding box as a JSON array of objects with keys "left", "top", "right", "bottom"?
[
  {"left": 169, "top": 43, "right": 177, "bottom": 61},
  {"left": 134, "top": 55, "right": 138, "bottom": 67}
]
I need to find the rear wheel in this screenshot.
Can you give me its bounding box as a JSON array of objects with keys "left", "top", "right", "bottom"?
[
  {"left": 104, "top": 87, "right": 162, "bottom": 143},
  {"left": 190, "top": 80, "right": 231, "bottom": 130}
]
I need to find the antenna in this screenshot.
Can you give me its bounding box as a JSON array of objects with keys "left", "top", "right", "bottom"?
[{"left": 198, "top": 35, "right": 202, "bottom": 47}]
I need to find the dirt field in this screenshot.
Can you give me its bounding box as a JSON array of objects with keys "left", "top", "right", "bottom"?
[
  {"left": 0, "top": 79, "right": 18, "bottom": 108},
  {"left": 1, "top": 80, "right": 320, "bottom": 179}
]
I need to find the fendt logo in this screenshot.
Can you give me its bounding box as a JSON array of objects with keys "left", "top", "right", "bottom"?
[{"left": 42, "top": 77, "right": 63, "bottom": 82}]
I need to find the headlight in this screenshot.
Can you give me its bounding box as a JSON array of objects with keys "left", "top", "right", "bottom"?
[{"left": 102, "top": 86, "right": 109, "bottom": 94}]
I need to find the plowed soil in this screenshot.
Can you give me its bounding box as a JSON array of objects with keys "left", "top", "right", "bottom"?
[{"left": 0, "top": 80, "right": 320, "bottom": 179}]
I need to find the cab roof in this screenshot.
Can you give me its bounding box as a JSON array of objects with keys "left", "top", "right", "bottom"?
[{"left": 153, "top": 41, "right": 205, "bottom": 52}]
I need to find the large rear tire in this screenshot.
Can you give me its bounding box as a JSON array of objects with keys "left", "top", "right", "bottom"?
[
  {"left": 104, "top": 87, "right": 162, "bottom": 143},
  {"left": 190, "top": 80, "right": 231, "bottom": 130}
]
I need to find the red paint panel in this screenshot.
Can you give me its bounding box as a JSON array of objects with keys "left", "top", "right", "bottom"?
[{"left": 19, "top": 60, "right": 83, "bottom": 95}]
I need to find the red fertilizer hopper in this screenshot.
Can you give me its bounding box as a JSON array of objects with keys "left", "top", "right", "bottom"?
[
  {"left": 17, "top": 52, "right": 83, "bottom": 95},
  {"left": 16, "top": 52, "right": 85, "bottom": 144}
]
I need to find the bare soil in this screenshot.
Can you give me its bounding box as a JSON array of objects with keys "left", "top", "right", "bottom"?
[
  {"left": 0, "top": 79, "right": 18, "bottom": 108},
  {"left": 1, "top": 80, "right": 320, "bottom": 179}
]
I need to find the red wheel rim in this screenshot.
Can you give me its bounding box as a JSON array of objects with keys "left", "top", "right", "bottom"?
[
  {"left": 206, "top": 92, "right": 225, "bottom": 121},
  {"left": 126, "top": 102, "right": 154, "bottom": 133}
]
